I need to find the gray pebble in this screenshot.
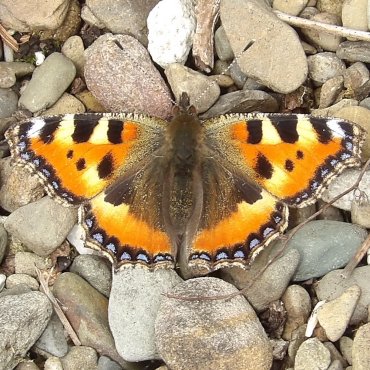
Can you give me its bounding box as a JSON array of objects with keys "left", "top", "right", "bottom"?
[
  {"left": 70, "top": 254, "right": 112, "bottom": 297},
  {"left": 19, "top": 52, "right": 76, "bottom": 113},
  {"left": 5, "top": 273, "right": 39, "bottom": 290},
  {"left": 0, "top": 291, "right": 52, "bottom": 369},
  {"left": 0, "top": 223, "right": 7, "bottom": 264},
  {"left": 0, "top": 88, "right": 18, "bottom": 118},
  {"left": 109, "top": 268, "right": 182, "bottom": 361},
  {"left": 337, "top": 41, "right": 370, "bottom": 63},
  {"left": 4, "top": 196, "right": 77, "bottom": 256}
]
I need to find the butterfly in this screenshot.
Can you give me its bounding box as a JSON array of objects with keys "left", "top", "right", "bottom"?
[{"left": 5, "top": 93, "right": 365, "bottom": 273}]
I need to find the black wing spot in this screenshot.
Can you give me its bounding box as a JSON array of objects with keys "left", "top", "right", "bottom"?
[
  {"left": 39, "top": 120, "right": 60, "bottom": 144},
  {"left": 67, "top": 150, "right": 74, "bottom": 159},
  {"left": 97, "top": 153, "right": 114, "bottom": 179},
  {"left": 76, "top": 158, "right": 86, "bottom": 171},
  {"left": 107, "top": 120, "right": 124, "bottom": 144},
  {"left": 296, "top": 150, "right": 304, "bottom": 160},
  {"left": 72, "top": 115, "right": 100, "bottom": 143},
  {"left": 285, "top": 159, "right": 294, "bottom": 172},
  {"left": 247, "top": 120, "right": 263, "bottom": 144},
  {"left": 255, "top": 152, "right": 273, "bottom": 179},
  {"left": 270, "top": 116, "right": 299, "bottom": 143},
  {"left": 310, "top": 118, "right": 332, "bottom": 143}
]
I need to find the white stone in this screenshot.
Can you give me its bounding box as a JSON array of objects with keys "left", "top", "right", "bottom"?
[{"left": 147, "top": 0, "right": 196, "bottom": 68}]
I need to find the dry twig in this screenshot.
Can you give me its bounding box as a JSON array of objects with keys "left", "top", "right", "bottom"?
[
  {"left": 274, "top": 10, "right": 370, "bottom": 42},
  {"left": 36, "top": 266, "right": 81, "bottom": 346},
  {"left": 0, "top": 23, "right": 19, "bottom": 52}
]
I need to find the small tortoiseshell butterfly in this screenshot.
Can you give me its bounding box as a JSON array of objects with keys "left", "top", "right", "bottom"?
[{"left": 5, "top": 93, "right": 365, "bottom": 272}]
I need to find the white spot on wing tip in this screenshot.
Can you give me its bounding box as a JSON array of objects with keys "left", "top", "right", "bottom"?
[
  {"left": 28, "top": 118, "right": 46, "bottom": 138},
  {"left": 327, "top": 119, "right": 345, "bottom": 138}
]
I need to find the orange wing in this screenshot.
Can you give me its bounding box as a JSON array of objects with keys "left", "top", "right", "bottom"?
[
  {"left": 204, "top": 114, "right": 365, "bottom": 207},
  {"left": 6, "top": 113, "right": 166, "bottom": 205}
]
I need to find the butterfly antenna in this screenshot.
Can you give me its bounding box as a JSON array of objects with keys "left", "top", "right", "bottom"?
[
  {"left": 192, "top": 40, "right": 255, "bottom": 107},
  {"left": 112, "top": 40, "right": 177, "bottom": 107}
]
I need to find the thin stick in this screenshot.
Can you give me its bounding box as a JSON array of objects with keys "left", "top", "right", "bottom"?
[
  {"left": 166, "top": 159, "right": 370, "bottom": 301},
  {"left": 342, "top": 233, "right": 370, "bottom": 278},
  {"left": 0, "top": 23, "right": 19, "bottom": 52},
  {"left": 274, "top": 10, "right": 370, "bottom": 42},
  {"left": 36, "top": 267, "right": 81, "bottom": 346}
]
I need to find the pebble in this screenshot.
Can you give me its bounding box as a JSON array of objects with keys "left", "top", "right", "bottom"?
[
  {"left": 0, "top": 291, "right": 52, "bottom": 369},
  {"left": 41, "top": 92, "right": 86, "bottom": 116},
  {"left": 38, "top": 0, "right": 81, "bottom": 43},
  {"left": 334, "top": 105, "right": 370, "bottom": 161},
  {"left": 0, "top": 61, "right": 35, "bottom": 77},
  {"left": 214, "top": 26, "right": 234, "bottom": 61},
  {"left": 324, "top": 342, "right": 347, "bottom": 368},
  {"left": 0, "top": 284, "right": 32, "bottom": 298},
  {"left": 4, "top": 196, "right": 77, "bottom": 256},
  {"left": 109, "top": 268, "right": 182, "bottom": 361},
  {"left": 287, "top": 325, "right": 307, "bottom": 363},
  {"left": 322, "top": 168, "right": 370, "bottom": 211},
  {"left": 317, "top": 285, "right": 361, "bottom": 341},
  {"left": 35, "top": 312, "right": 69, "bottom": 357},
  {"left": 200, "top": 90, "right": 278, "bottom": 119},
  {"left": 0, "top": 224, "right": 7, "bottom": 264},
  {"left": 0, "top": 88, "right": 18, "bottom": 118},
  {"left": 5, "top": 273, "right": 39, "bottom": 290},
  {"left": 343, "top": 62, "right": 369, "bottom": 95},
  {"left": 53, "top": 272, "right": 127, "bottom": 367},
  {"left": 316, "top": 266, "right": 370, "bottom": 325},
  {"left": 288, "top": 203, "right": 316, "bottom": 229},
  {"left": 15, "top": 362, "right": 41, "bottom": 370},
  {"left": 0, "top": 64, "right": 16, "bottom": 88},
  {"left": 61, "top": 346, "right": 98, "bottom": 370},
  {"left": 14, "top": 252, "right": 52, "bottom": 278},
  {"left": 83, "top": 0, "right": 158, "bottom": 45},
  {"left": 165, "top": 63, "right": 220, "bottom": 113},
  {"left": 311, "top": 98, "right": 359, "bottom": 117},
  {"left": 351, "top": 196, "right": 370, "bottom": 229},
  {"left": 221, "top": 249, "right": 300, "bottom": 312},
  {"left": 319, "top": 75, "right": 344, "bottom": 108},
  {"left": 0, "top": 158, "right": 44, "bottom": 212},
  {"left": 352, "top": 323, "right": 370, "bottom": 370},
  {"left": 317, "top": 0, "right": 343, "bottom": 16},
  {"left": 337, "top": 41, "right": 370, "bottom": 63},
  {"left": 229, "top": 62, "right": 248, "bottom": 88},
  {"left": 327, "top": 359, "right": 344, "bottom": 370},
  {"left": 221, "top": 0, "right": 307, "bottom": 94},
  {"left": 19, "top": 52, "right": 76, "bottom": 113},
  {"left": 70, "top": 254, "right": 112, "bottom": 297},
  {"left": 275, "top": 220, "right": 367, "bottom": 281},
  {"left": 155, "top": 277, "right": 272, "bottom": 370},
  {"left": 84, "top": 33, "right": 172, "bottom": 119},
  {"left": 61, "top": 35, "right": 85, "bottom": 76},
  {"left": 272, "top": 0, "right": 309, "bottom": 15},
  {"left": 281, "top": 285, "right": 312, "bottom": 340},
  {"left": 342, "top": 0, "right": 368, "bottom": 32},
  {"left": 307, "top": 52, "right": 346, "bottom": 85},
  {"left": 317, "top": 200, "right": 344, "bottom": 222},
  {"left": 97, "top": 356, "right": 122, "bottom": 370},
  {"left": 302, "top": 12, "right": 343, "bottom": 52},
  {"left": 339, "top": 336, "right": 353, "bottom": 365},
  {"left": 44, "top": 357, "right": 63, "bottom": 370},
  {"left": 147, "top": 0, "right": 196, "bottom": 68},
  {"left": 75, "top": 90, "right": 107, "bottom": 112},
  {"left": 295, "top": 338, "right": 331, "bottom": 370},
  {"left": 0, "top": 0, "right": 70, "bottom": 32}
]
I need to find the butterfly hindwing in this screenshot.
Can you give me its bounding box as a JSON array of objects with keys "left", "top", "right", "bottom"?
[
  {"left": 187, "top": 158, "right": 288, "bottom": 270},
  {"left": 203, "top": 113, "right": 365, "bottom": 207}
]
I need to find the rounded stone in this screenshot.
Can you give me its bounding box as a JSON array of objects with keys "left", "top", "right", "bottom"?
[
  {"left": 352, "top": 323, "right": 370, "bottom": 369},
  {"left": 42, "top": 93, "right": 86, "bottom": 116},
  {"left": 155, "top": 277, "right": 272, "bottom": 370},
  {"left": 0, "top": 88, "right": 18, "bottom": 118},
  {"left": 147, "top": 0, "right": 196, "bottom": 68},
  {"left": 342, "top": 0, "right": 368, "bottom": 32},
  {"left": 5, "top": 273, "right": 39, "bottom": 290},
  {"left": 61, "top": 36, "right": 85, "bottom": 77},
  {"left": 221, "top": 0, "right": 307, "bottom": 94},
  {"left": 165, "top": 63, "right": 220, "bottom": 113},
  {"left": 307, "top": 52, "right": 346, "bottom": 85},
  {"left": 84, "top": 33, "right": 172, "bottom": 119},
  {"left": 295, "top": 338, "right": 331, "bottom": 370},
  {"left": 18, "top": 52, "right": 76, "bottom": 113},
  {"left": 272, "top": 0, "right": 309, "bottom": 16}
]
